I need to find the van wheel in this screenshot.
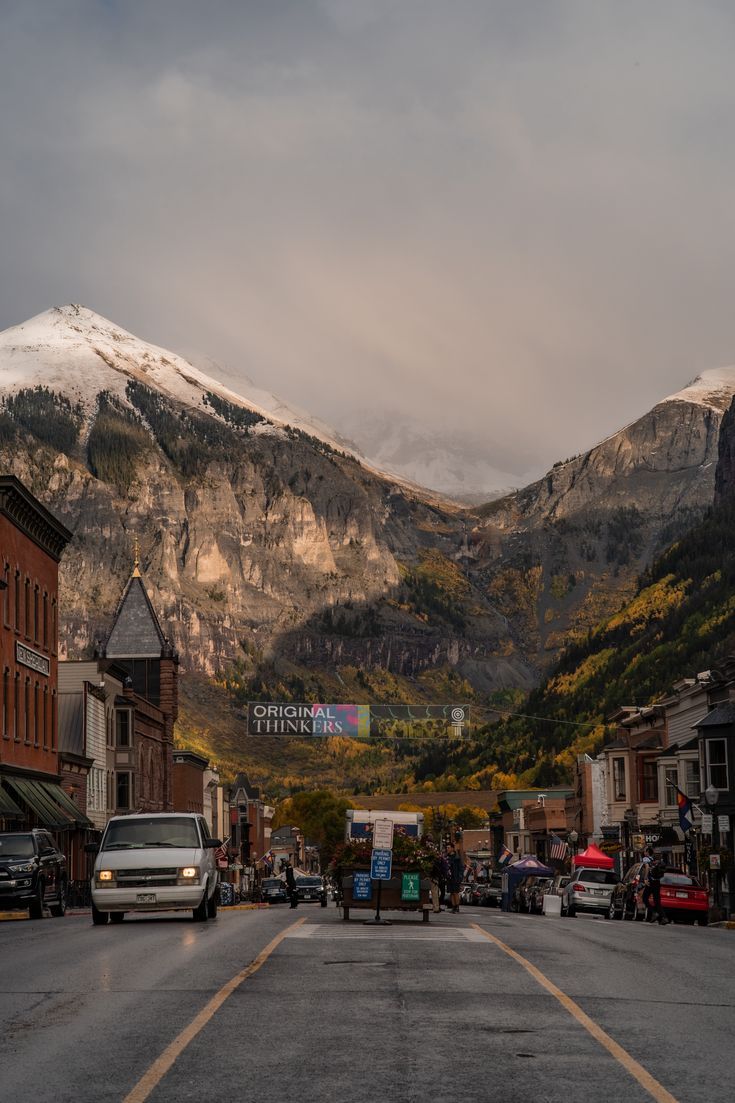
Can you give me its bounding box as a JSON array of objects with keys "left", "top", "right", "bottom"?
[
  {"left": 92, "top": 903, "right": 109, "bottom": 925},
  {"left": 207, "top": 889, "right": 218, "bottom": 920},
  {"left": 193, "top": 891, "right": 209, "bottom": 921},
  {"left": 110, "top": 912, "right": 125, "bottom": 924}
]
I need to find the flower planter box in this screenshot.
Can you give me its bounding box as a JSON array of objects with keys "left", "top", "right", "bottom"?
[{"left": 340, "top": 868, "right": 432, "bottom": 922}]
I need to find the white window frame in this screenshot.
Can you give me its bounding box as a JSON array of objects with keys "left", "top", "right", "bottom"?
[
  {"left": 661, "top": 764, "right": 678, "bottom": 808},
  {"left": 612, "top": 757, "right": 626, "bottom": 802},
  {"left": 706, "top": 738, "right": 729, "bottom": 792}
]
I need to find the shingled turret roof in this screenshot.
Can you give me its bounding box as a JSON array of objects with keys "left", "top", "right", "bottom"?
[{"left": 102, "top": 570, "right": 174, "bottom": 659}]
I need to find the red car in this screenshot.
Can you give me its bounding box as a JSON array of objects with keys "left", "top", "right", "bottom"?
[
  {"left": 609, "top": 863, "right": 709, "bottom": 924},
  {"left": 657, "top": 869, "right": 709, "bottom": 924}
]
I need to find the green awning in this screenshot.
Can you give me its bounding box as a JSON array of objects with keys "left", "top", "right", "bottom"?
[
  {"left": 38, "top": 781, "right": 92, "bottom": 827},
  {"left": 4, "top": 778, "right": 75, "bottom": 829},
  {"left": 0, "top": 784, "right": 23, "bottom": 817}
]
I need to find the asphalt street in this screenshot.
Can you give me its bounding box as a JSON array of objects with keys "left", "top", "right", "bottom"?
[{"left": 0, "top": 904, "right": 732, "bottom": 1103}]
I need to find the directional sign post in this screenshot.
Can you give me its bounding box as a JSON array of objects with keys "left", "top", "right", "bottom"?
[{"left": 365, "top": 846, "right": 393, "bottom": 925}]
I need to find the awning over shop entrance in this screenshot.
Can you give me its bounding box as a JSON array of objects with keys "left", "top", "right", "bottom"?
[
  {"left": 3, "top": 777, "right": 92, "bottom": 829},
  {"left": 0, "top": 784, "right": 23, "bottom": 818}
]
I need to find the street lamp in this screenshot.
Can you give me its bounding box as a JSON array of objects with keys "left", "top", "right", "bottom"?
[{"left": 705, "top": 784, "right": 720, "bottom": 912}]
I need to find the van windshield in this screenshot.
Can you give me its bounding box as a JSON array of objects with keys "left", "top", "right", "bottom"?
[
  {"left": 577, "top": 869, "right": 618, "bottom": 885},
  {"left": 102, "top": 817, "right": 200, "bottom": 850}
]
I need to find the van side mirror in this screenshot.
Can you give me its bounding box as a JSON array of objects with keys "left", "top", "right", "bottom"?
[
  {"left": 84, "top": 843, "right": 100, "bottom": 855},
  {"left": 204, "top": 838, "right": 222, "bottom": 849}
]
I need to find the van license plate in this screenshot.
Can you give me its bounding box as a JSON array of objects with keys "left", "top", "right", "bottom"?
[
  {"left": 136, "top": 893, "right": 157, "bottom": 904},
  {"left": 676, "top": 891, "right": 688, "bottom": 899}
]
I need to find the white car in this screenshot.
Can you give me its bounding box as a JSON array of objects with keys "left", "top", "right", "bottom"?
[
  {"left": 88, "top": 813, "right": 221, "bottom": 925},
  {"left": 561, "top": 867, "right": 618, "bottom": 917}
]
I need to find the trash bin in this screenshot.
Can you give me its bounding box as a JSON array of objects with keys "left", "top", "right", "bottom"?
[{"left": 542, "top": 892, "right": 561, "bottom": 917}]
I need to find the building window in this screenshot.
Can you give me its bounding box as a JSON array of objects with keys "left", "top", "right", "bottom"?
[
  {"left": 43, "top": 685, "right": 49, "bottom": 749},
  {"left": 116, "top": 771, "right": 132, "bottom": 810},
  {"left": 13, "top": 672, "right": 19, "bottom": 741},
  {"left": 612, "top": 757, "right": 626, "bottom": 801},
  {"left": 115, "top": 710, "right": 131, "bottom": 747},
  {"left": 51, "top": 690, "right": 57, "bottom": 750},
  {"left": 685, "top": 759, "right": 700, "bottom": 797},
  {"left": 51, "top": 598, "right": 57, "bottom": 655},
  {"left": 2, "top": 563, "right": 9, "bottom": 626},
  {"left": 34, "top": 585, "right": 39, "bottom": 643},
  {"left": 706, "top": 739, "right": 729, "bottom": 791},
  {"left": 33, "top": 682, "right": 40, "bottom": 747},
  {"left": 14, "top": 570, "right": 20, "bottom": 631},
  {"left": 24, "top": 677, "right": 31, "bottom": 743},
  {"left": 24, "top": 578, "right": 30, "bottom": 638},
  {"left": 640, "top": 757, "right": 658, "bottom": 802},
  {"left": 2, "top": 667, "right": 8, "bottom": 739},
  {"left": 663, "top": 767, "right": 678, "bottom": 808},
  {"left": 42, "top": 591, "right": 48, "bottom": 649}
]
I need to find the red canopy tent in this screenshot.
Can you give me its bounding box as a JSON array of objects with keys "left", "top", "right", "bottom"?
[{"left": 572, "top": 843, "right": 614, "bottom": 870}]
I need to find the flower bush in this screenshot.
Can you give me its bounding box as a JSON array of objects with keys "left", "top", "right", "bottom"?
[{"left": 329, "top": 834, "right": 436, "bottom": 878}]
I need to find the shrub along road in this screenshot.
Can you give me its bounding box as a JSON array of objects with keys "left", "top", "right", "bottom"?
[{"left": 0, "top": 905, "right": 731, "bottom": 1103}]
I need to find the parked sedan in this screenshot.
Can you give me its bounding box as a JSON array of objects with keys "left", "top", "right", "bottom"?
[
  {"left": 561, "top": 867, "right": 618, "bottom": 917},
  {"left": 608, "top": 863, "right": 709, "bottom": 924},
  {"left": 480, "top": 872, "right": 503, "bottom": 908},
  {"left": 528, "top": 877, "right": 554, "bottom": 914},
  {"left": 261, "top": 877, "right": 289, "bottom": 904},
  {"left": 295, "top": 876, "right": 328, "bottom": 906}
]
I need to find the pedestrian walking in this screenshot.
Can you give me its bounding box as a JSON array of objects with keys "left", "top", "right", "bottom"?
[
  {"left": 645, "top": 851, "right": 668, "bottom": 925},
  {"left": 285, "top": 861, "right": 298, "bottom": 909},
  {"left": 446, "top": 843, "right": 463, "bottom": 914}
]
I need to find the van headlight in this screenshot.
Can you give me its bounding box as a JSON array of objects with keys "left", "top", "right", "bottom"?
[
  {"left": 97, "top": 870, "right": 115, "bottom": 884},
  {"left": 9, "top": 863, "right": 35, "bottom": 874},
  {"left": 178, "top": 867, "right": 200, "bottom": 884}
]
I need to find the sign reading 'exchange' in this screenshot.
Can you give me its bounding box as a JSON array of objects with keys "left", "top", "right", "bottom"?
[{"left": 16, "top": 641, "right": 50, "bottom": 678}]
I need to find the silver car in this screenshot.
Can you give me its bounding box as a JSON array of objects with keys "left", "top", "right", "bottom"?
[{"left": 561, "top": 867, "right": 618, "bottom": 917}]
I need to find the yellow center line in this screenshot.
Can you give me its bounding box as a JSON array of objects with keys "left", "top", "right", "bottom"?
[
  {"left": 471, "top": 923, "right": 680, "bottom": 1103},
  {"left": 122, "top": 916, "right": 306, "bottom": 1103}
]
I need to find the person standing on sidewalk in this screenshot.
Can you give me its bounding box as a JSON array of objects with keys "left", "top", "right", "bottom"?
[
  {"left": 285, "top": 861, "right": 298, "bottom": 909},
  {"left": 446, "top": 843, "right": 463, "bottom": 914}
]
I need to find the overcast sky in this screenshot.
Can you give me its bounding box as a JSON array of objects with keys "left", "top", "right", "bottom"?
[{"left": 2, "top": 0, "right": 735, "bottom": 475}]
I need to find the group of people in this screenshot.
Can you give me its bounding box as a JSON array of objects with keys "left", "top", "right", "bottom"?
[{"left": 430, "top": 841, "right": 465, "bottom": 914}]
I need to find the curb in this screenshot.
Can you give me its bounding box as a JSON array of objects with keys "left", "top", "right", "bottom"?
[{"left": 709, "top": 920, "right": 735, "bottom": 929}]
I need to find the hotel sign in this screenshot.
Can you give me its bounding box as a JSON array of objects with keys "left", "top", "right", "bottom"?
[{"left": 16, "top": 642, "right": 50, "bottom": 678}]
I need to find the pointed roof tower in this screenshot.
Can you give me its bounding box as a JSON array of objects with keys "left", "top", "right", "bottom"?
[{"left": 102, "top": 552, "right": 175, "bottom": 659}]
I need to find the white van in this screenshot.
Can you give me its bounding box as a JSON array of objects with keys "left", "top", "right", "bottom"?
[{"left": 88, "top": 813, "right": 221, "bottom": 925}]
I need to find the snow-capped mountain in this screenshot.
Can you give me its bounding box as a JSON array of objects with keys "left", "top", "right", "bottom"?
[{"left": 0, "top": 304, "right": 358, "bottom": 455}]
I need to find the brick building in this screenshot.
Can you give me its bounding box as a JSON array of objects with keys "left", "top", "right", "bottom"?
[
  {"left": 172, "top": 749, "right": 207, "bottom": 814},
  {"left": 0, "top": 475, "right": 92, "bottom": 853}
]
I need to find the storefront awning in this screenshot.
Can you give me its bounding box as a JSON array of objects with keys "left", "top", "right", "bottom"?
[
  {"left": 0, "top": 784, "right": 23, "bottom": 817},
  {"left": 3, "top": 777, "right": 91, "bottom": 829},
  {"left": 38, "top": 781, "right": 92, "bottom": 827}
]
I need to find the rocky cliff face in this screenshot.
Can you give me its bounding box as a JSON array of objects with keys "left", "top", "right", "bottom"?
[
  {"left": 0, "top": 306, "right": 533, "bottom": 696},
  {"left": 714, "top": 396, "right": 735, "bottom": 504},
  {"left": 471, "top": 374, "right": 735, "bottom": 662}
]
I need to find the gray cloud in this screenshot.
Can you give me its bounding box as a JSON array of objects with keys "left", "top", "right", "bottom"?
[{"left": 2, "top": 0, "right": 735, "bottom": 476}]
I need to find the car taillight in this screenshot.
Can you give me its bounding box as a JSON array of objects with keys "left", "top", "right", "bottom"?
[{"left": 572, "top": 883, "right": 586, "bottom": 892}]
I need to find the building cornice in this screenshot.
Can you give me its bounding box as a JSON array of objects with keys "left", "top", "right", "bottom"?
[{"left": 0, "top": 475, "right": 72, "bottom": 561}]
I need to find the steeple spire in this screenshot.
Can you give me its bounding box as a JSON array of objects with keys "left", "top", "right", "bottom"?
[{"left": 132, "top": 534, "right": 141, "bottom": 578}]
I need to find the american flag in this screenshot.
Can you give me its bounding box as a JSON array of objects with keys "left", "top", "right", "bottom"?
[
  {"left": 549, "top": 835, "right": 569, "bottom": 861},
  {"left": 214, "top": 836, "right": 231, "bottom": 862}
]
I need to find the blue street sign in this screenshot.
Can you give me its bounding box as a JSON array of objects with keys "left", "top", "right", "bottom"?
[
  {"left": 352, "top": 871, "right": 372, "bottom": 900},
  {"left": 370, "top": 848, "right": 393, "bottom": 881}
]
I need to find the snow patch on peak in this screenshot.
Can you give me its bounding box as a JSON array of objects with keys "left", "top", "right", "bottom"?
[{"left": 662, "top": 366, "right": 735, "bottom": 411}]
